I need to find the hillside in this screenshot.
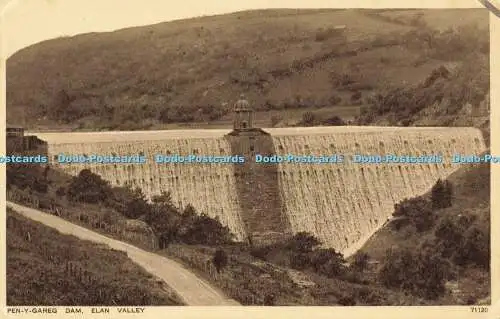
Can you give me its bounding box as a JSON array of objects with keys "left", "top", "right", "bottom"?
[
  {"left": 7, "top": 163, "right": 418, "bottom": 306},
  {"left": 6, "top": 8, "right": 489, "bottom": 130},
  {"left": 357, "top": 161, "right": 490, "bottom": 304},
  {"left": 6, "top": 208, "right": 183, "bottom": 306}
]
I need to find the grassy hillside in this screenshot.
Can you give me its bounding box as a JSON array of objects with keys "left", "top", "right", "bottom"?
[
  {"left": 6, "top": 8, "right": 489, "bottom": 130},
  {"left": 357, "top": 161, "right": 490, "bottom": 304},
  {"left": 6, "top": 208, "right": 184, "bottom": 306}
]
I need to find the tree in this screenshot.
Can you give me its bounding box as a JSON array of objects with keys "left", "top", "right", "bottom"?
[
  {"left": 179, "top": 213, "right": 233, "bottom": 245},
  {"left": 454, "top": 226, "right": 489, "bottom": 269},
  {"left": 212, "top": 249, "right": 228, "bottom": 273},
  {"left": 378, "top": 248, "right": 415, "bottom": 290},
  {"left": 308, "top": 248, "right": 345, "bottom": 275},
  {"left": 124, "top": 187, "right": 150, "bottom": 219},
  {"left": 378, "top": 248, "right": 449, "bottom": 300},
  {"left": 67, "top": 169, "right": 113, "bottom": 204}
]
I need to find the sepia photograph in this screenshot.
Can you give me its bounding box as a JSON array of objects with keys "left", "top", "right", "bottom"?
[{"left": 2, "top": 1, "right": 492, "bottom": 311}]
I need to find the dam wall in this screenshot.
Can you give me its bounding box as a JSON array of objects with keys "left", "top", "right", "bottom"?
[
  {"left": 266, "top": 127, "right": 486, "bottom": 254},
  {"left": 36, "top": 130, "right": 248, "bottom": 241},
  {"left": 30, "top": 127, "right": 487, "bottom": 255}
]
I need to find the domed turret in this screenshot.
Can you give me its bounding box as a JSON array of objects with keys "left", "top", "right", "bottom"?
[{"left": 233, "top": 94, "right": 253, "bottom": 130}]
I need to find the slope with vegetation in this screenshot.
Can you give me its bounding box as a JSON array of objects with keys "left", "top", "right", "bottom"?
[
  {"left": 357, "top": 161, "right": 490, "bottom": 304},
  {"left": 7, "top": 207, "right": 183, "bottom": 306},
  {"left": 6, "top": 159, "right": 490, "bottom": 305},
  {"left": 6, "top": 9, "right": 489, "bottom": 130}
]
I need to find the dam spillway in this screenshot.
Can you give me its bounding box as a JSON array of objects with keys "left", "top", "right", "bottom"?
[{"left": 29, "top": 126, "right": 487, "bottom": 256}]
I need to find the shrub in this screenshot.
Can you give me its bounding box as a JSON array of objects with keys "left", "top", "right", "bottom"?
[
  {"left": 393, "top": 197, "right": 434, "bottom": 232},
  {"left": 378, "top": 248, "right": 449, "bottom": 300},
  {"left": 285, "top": 232, "right": 321, "bottom": 253},
  {"left": 55, "top": 187, "right": 66, "bottom": 197},
  {"left": 212, "top": 249, "right": 229, "bottom": 273},
  {"left": 179, "top": 213, "right": 233, "bottom": 245},
  {"left": 454, "top": 226, "right": 489, "bottom": 269},
  {"left": 7, "top": 164, "right": 46, "bottom": 192},
  {"left": 352, "top": 252, "right": 369, "bottom": 272},
  {"left": 431, "top": 179, "right": 453, "bottom": 209},
  {"left": 289, "top": 252, "right": 311, "bottom": 270},
  {"left": 145, "top": 193, "right": 234, "bottom": 246},
  {"left": 67, "top": 169, "right": 113, "bottom": 204}
]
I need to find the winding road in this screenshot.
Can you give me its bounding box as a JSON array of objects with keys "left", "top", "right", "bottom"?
[{"left": 6, "top": 201, "right": 240, "bottom": 306}]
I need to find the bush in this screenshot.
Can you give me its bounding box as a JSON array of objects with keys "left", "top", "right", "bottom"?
[
  {"left": 55, "top": 187, "right": 66, "bottom": 197},
  {"left": 393, "top": 197, "right": 434, "bottom": 232},
  {"left": 431, "top": 179, "right": 453, "bottom": 209},
  {"left": 67, "top": 169, "right": 113, "bottom": 204},
  {"left": 212, "top": 249, "right": 229, "bottom": 273},
  {"left": 144, "top": 192, "right": 234, "bottom": 246},
  {"left": 454, "top": 226, "right": 489, "bottom": 269},
  {"left": 7, "top": 164, "right": 46, "bottom": 192},
  {"left": 123, "top": 188, "right": 150, "bottom": 219},
  {"left": 352, "top": 252, "right": 369, "bottom": 272},
  {"left": 285, "top": 232, "right": 321, "bottom": 253},
  {"left": 179, "top": 213, "right": 234, "bottom": 245},
  {"left": 378, "top": 248, "right": 449, "bottom": 300}
]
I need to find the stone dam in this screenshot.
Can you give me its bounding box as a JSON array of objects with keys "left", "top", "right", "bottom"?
[{"left": 28, "top": 126, "right": 486, "bottom": 257}]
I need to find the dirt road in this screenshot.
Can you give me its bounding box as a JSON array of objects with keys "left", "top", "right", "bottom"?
[{"left": 6, "top": 201, "right": 240, "bottom": 306}]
